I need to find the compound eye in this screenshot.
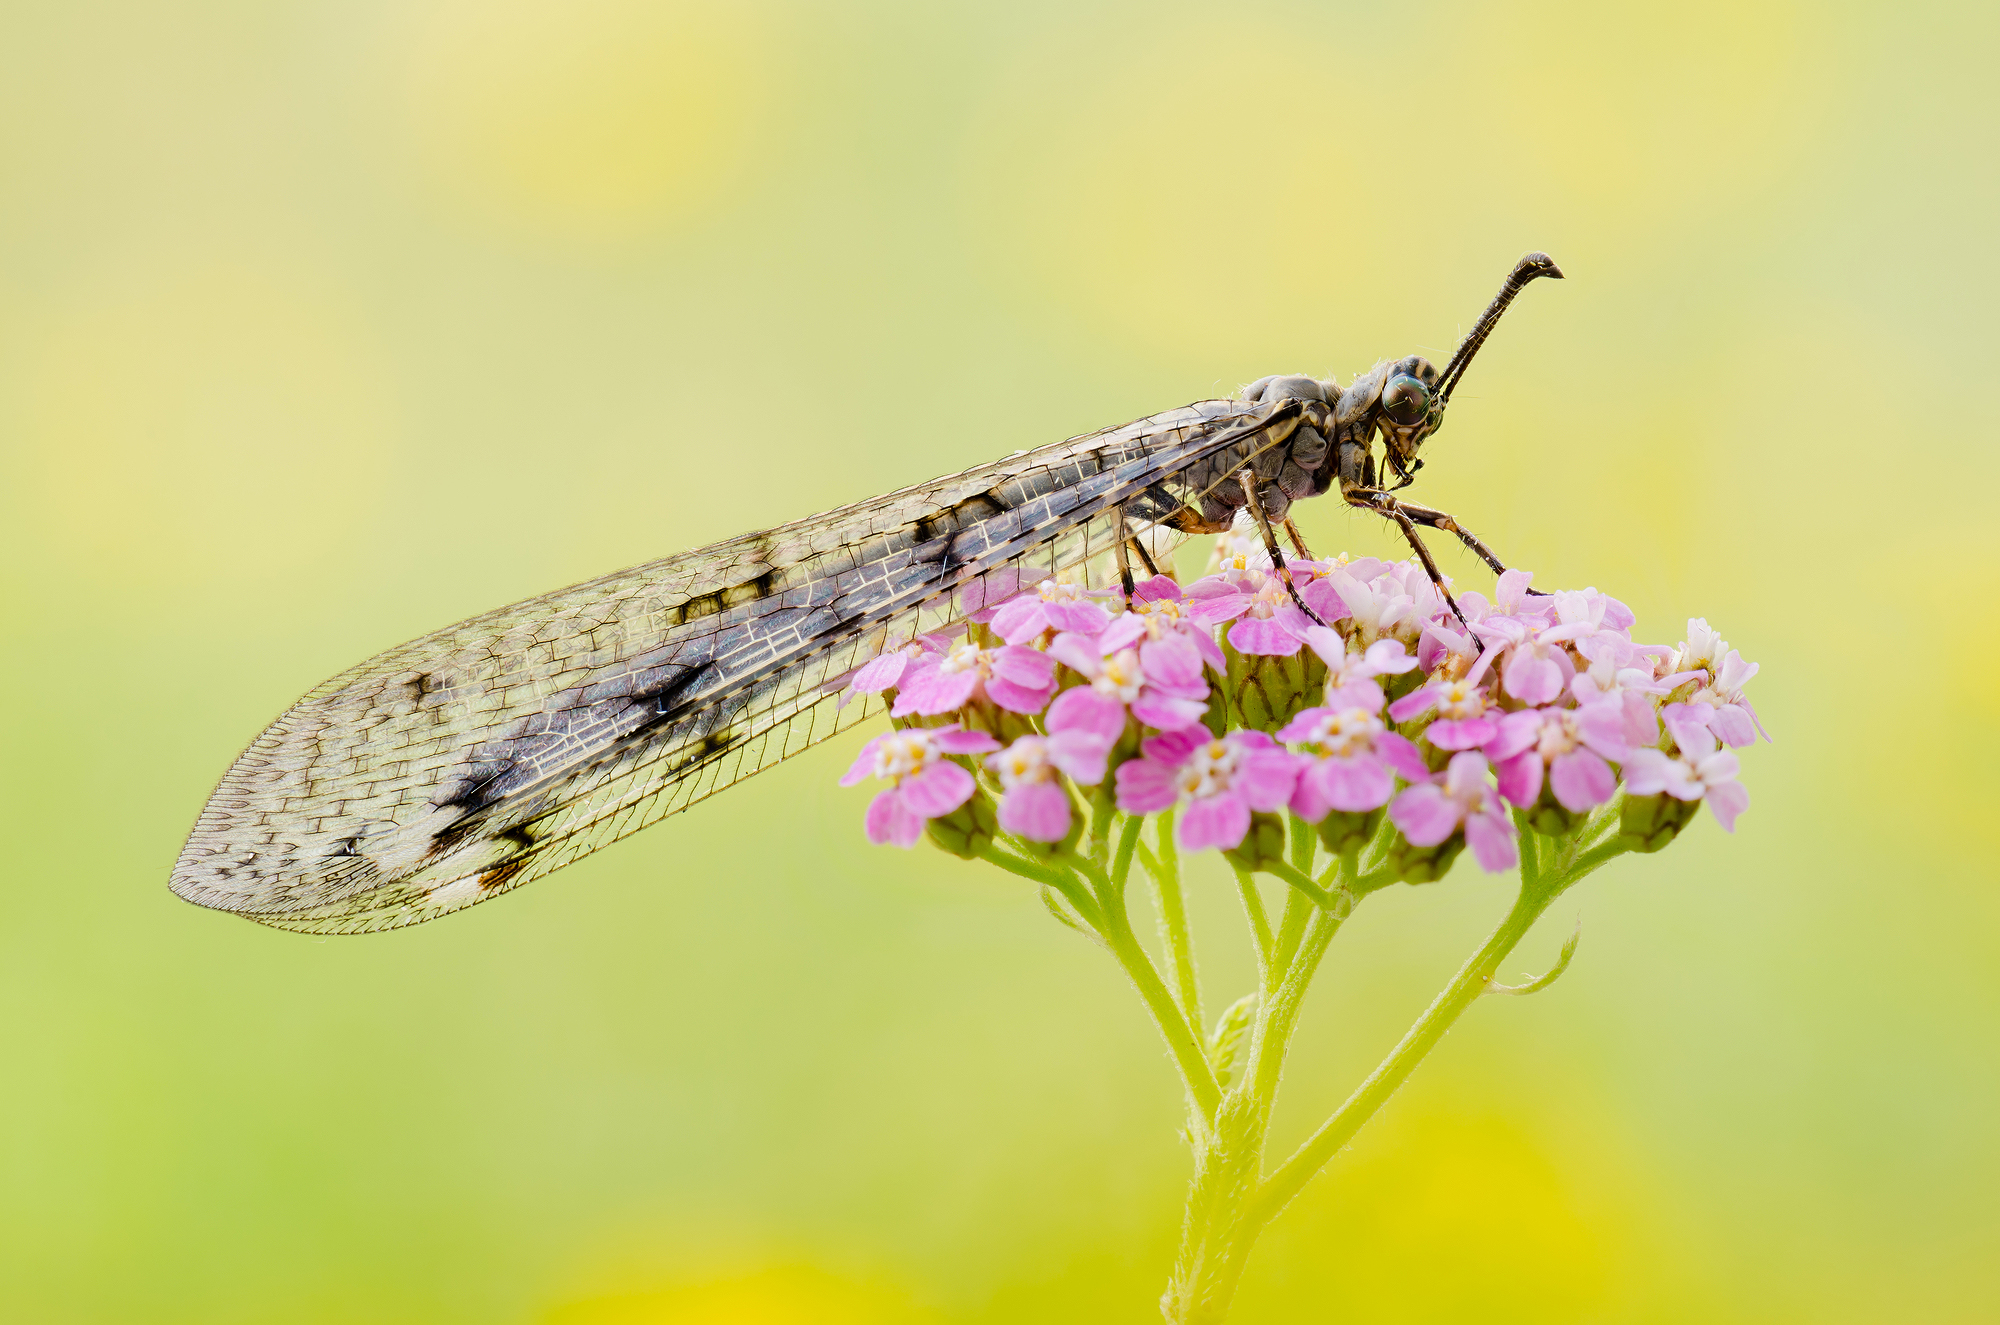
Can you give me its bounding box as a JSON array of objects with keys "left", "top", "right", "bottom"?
[{"left": 1381, "top": 374, "right": 1430, "bottom": 428}]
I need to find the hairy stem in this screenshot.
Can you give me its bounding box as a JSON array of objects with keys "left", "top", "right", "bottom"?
[
  {"left": 1079, "top": 853, "right": 1223, "bottom": 1124},
  {"left": 1150, "top": 810, "right": 1202, "bottom": 1030}
]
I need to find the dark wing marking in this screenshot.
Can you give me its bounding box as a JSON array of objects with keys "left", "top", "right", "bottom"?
[{"left": 170, "top": 396, "right": 1312, "bottom": 934}]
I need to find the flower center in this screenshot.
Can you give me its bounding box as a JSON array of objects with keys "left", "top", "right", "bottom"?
[
  {"left": 991, "top": 738, "right": 1052, "bottom": 788},
  {"left": 1438, "top": 679, "right": 1486, "bottom": 721},
  {"left": 1535, "top": 713, "right": 1580, "bottom": 758},
  {"left": 1094, "top": 649, "right": 1147, "bottom": 702},
  {"left": 938, "top": 641, "right": 987, "bottom": 676},
  {"left": 1175, "top": 740, "right": 1242, "bottom": 799},
  {"left": 870, "top": 731, "right": 939, "bottom": 784},
  {"left": 1038, "top": 579, "right": 1086, "bottom": 603},
  {"left": 1246, "top": 577, "right": 1287, "bottom": 619},
  {"left": 1309, "top": 707, "right": 1382, "bottom": 758}
]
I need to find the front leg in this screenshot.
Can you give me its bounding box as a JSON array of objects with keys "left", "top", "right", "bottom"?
[
  {"left": 1345, "top": 489, "right": 1471, "bottom": 628},
  {"left": 1391, "top": 499, "right": 1550, "bottom": 597}
]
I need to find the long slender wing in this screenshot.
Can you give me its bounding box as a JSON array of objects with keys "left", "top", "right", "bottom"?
[{"left": 170, "top": 395, "right": 1311, "bottom": 934}]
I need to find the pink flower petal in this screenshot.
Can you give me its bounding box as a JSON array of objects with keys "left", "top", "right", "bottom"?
[
  {"left": 1233, "top": 748, "right": 1301, "bottom": 813},
  {"left": 1618, "top": 749, "right": 1673, "bottom": 796},
  {"left": 1375, "top": 732, "right": 1431, "bottom": 783},
  {"left": 1228, "top": 616, "right": 1305, "bottom": 656},
  {"left": 1494, "top": 751, "right": 1543, "bottom": 808},
  {"left": 891, "top": 667, "right": 978, "bottom": 717},
  {"left": 1549, "top": 748, "right": 1616, "bottom": 811},
  {"left": 865, "top": 790, "right": 925, "bottom": 847},
  {"left": 1045, "top": 730, "right": 1112, "bottom": 786},
  {"left": 1275, "top": 707, "right": 1329, "bottom": 743},
  {"left": 840, "top": 735, "right": 889, "bottom": 787},
  {"left": 1428, "top": 717, "right": 1499, "bottom": 751},
  {"left": 1502, "top": 648, "right": 1565, "bottom": 706},
  {"left": 1464, "top": 810, "right": 1519, "bottom": 872},
  {"left": 1318, "top": 754, "right": 1394, "bottom": 812},
  {"left": 1178, "top": 794, "right": 1250, "bottom": 852},
  {"left": 1289, "top": 762, "right": 1335, "bottom": 821},
  {"left": 1185, "top": 627, "right": 1227, "bottom": 672},
  {"left": 999, "top": 781, "right": 1072, "bottom": 841},
  {"left": 986, "top": 675, "right": 1055, "bottom": 714},
  {"left": 1140, "top": 635, "right": 1205, "bottom": 688},
  {"left": 932, "top": 728, "right": 1002, "bottom": 756},
  {"left": 1662, "top": 703, "right": 1713, "bottom": 751},
  {"left": 849, "top": 651, "right": 911, "bottom": 694},
  {"left": 1096, "top": 614, "right": 1146, "bottom": 652},
  {"left": 1046, "top": 686, "right": 1126, "bottom": 741},
  {"left": 1390, "top": 783, "right": 1461, "bottom": 847},
  {"left": 1132, "top": 576, "right": 1182, "bottom": 604},
  {"left": 1045, "top": 601, "right": 1112, "bottom": 635},
  {"left": 1299, "top": 578, "right": 1349, "bottom": 623},
  {"left": 1139, "top": 728, "right": 1203, "bottom": 767},
  {"left": 1711, "top": 704, "right": 1758, "bottom": 748},
  {"left": 1574, "top": 703, "right": 1631, "bottom": 760},
  {"left": 1046, "top": 631, "right": 1103, "bottom": 676},
  {"left": 1706, "top": 779, "right": 1749, "bottom": 831},
  {"left": 898, "top": 761, "right": 977, "bottom": 818},
  {"left": 1115, "top": 757, "right": 1179, "bottom": 813},
  {"left": 1484, "top": 709, "right": 1544, "bottom": 762},
  {"left": 991, "top": 644, "right": 1055, "bottom": 689},
  {"left": 1387, "top": 687, "right": 1436, "bottom": 723},
  {"left": 990, "top": 597, "right": 1048, "bottom": 644},
  {"left": 1361, "top": 638, "right": 1417, "bottom": 674},
  {"left": 1131, "top": 693, "right": 1209, "bottom": 731}
]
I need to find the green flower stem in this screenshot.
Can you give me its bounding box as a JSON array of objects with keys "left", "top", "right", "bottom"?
[
  {"left": 1230, "top": 866, "right": 1274, "bottom": 977},
  {"left": 1150, "top": 811, "right": 1203, "bottom": 1031},
  {"left": 1161, "top": 867, "right": 1357, "bottom": 1325},
  {"left": 973, "top": 842, "right": 1100, "bottom": 926},
  {"left": 1259, "top": 859, "right": 1339, "bottom": 912},
  {"left": 1113, "top": 815, "right": 1145, "bottom": 888},
  {"left": 1080, "top": 853, "right": 1224, "bottom": 1124},
  {"left": 1244, "top": 839, "right": 1621, "bottom": 1231}
]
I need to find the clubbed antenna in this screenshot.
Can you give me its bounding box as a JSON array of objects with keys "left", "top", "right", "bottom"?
[{"left": 1437, "top": 252, "right": 1564, "bottom": 403}]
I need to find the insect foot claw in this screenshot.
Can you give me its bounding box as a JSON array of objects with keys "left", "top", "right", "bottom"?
[{"left": 1485, "top": 922, "right": 1581, "bottom": 996}]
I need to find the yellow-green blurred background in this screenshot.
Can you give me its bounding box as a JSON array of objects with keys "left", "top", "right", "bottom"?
[{"left": 3, "top": 2, "right": 1996, "bottom": 1321}]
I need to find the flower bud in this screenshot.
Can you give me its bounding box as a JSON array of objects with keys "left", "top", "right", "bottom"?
[
  {"left": 1520, "top": 785, "right": 1589, "bottom": 838},
  {"left": 1224, "top": 641, "right": 1326, "bottom": 734},
  {"left": 1617, "top": 791, "right": 1702, "bottom": 854},
  {"left": 1315, "top": 805, "right": 1386, "bottom": 857},
  {"left": 1375, "top": 822, "right": 1466, "bottom": 884},
  {"left": 925, "top": 785, "right": 999, "bottom": 859},
  {"left": 1222, "top": 811, "right": 1290, "bottom": 872}
]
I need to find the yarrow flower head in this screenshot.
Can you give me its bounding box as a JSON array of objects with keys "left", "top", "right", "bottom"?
[
  {"left": 989, "top": 579, "right": 1119, "bottom": 644},
  {"left": 839, "top": 539, "right": 1768, "bottom": 882},
  {"left": 840, "top": 724, "right": 1000, "bottom": 848},
  {"left": 1048, "top": 613, "right": 1211, "bottom": 732},
  {"left": 1115, "top": 728, "right": 1301, "bottom": 852}
]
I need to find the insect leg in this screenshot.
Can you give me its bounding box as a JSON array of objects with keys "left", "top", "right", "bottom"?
[
  {"left": 1390, "top": 499, "right": 1551, "bottom": 597},
  {"left": 1389, "top": 501, "right": 1505, "bottom": 576},
  {"left": 1348, "top": 491, "right": 1470, "bottom": 628},
  {"left": 1281, "top": 515, "right": 1315, "bottom": 563},
  {"left": 1112, "top": 504, "right": 1136, "bottom": 599},
  {"left": 1238, "top": 468, "right": 1329, "bottom": 628},
  {"left": 1126, "top": 527, "right": 1162, "bottom": 579}
]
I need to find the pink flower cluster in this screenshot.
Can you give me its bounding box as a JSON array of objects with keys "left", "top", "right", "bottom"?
[{"left": 840, "top": 557, "right": 1766, "bottom": 875}]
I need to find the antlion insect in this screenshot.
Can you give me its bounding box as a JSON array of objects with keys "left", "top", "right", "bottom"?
[{"left": 171, "top": 253, "right": 1563, "bottom": 934}]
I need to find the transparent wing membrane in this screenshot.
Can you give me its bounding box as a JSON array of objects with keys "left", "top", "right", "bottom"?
[{"left": 173, "top": 396, "right": 1315, "bottom": 933}]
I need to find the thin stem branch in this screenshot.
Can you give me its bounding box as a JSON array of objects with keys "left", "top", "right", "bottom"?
[
  {"left": 1151, "top": 814, "right": 1202, "bottom": 1032},
  {"left": 1232, "top": 867, "right": 1274, "bottom": 978},
  {"left": 1247, "top": 857, "right": 1590, "bottom": 1226},
  {"left": 974, "top": 843, "right": 1100, "bottom": 926},
  {"left": 1083, "top": 852, "right": 1223, "bottom": 1124},
  {"left": 1260, "top": 859, "right": 1339, "bottom": 912}
]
